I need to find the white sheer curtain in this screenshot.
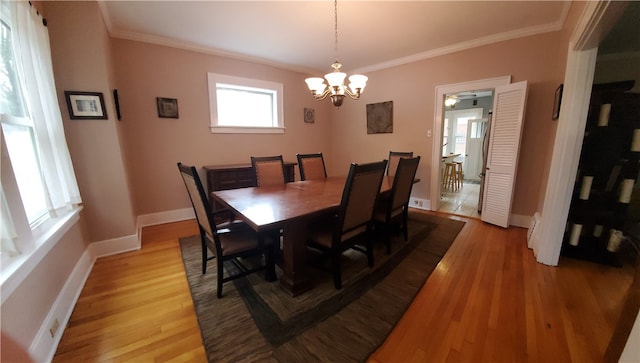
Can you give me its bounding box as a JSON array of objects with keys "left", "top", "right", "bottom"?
[
  {"left": 0, "top": 184, "right": 19, "bottom": 256},
  {"left": 10, "top": 0, "right": 81, "bottom": 212},
  {"left": 0, "top": 1, "right": 82, "bottom": 255}
]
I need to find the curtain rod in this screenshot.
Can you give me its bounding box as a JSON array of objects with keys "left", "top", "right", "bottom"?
[{"left": 28, "top": 1, "right": 47, "bottom": 27}]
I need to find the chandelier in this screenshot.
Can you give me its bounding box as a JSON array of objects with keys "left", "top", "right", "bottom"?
[
  {"left": 305, "top": 0, "right": 368, "bottom": 107},
  {"left": 445, "top": 95, "right": 459, "bottom": 107}
]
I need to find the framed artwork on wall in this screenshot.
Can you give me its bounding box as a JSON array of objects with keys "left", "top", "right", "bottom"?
[
  {"left": 304, "top": 108, "right": 315, "bottom": 123},
  {"left": 113, "top": 89, "right": 122, "bottom": 120},
  {"left": 64, "top": 91, "right": 107, "bottom": 120},
  {"left": 552, "top": 84, "right": 563, "bottom": 120},
  {"left": 157, "top": 97, "right": 179, "bottom": 118},
  {"left": 366, "top": 101, "right": 393, "bottom": 134}
]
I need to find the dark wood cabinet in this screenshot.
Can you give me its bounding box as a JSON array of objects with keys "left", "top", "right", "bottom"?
[
  {"left": 563, "top": 81, "right": 640, "bottom": 266},
  {"left": 203, "top": 162, "right": 296, "bottom": 210}
]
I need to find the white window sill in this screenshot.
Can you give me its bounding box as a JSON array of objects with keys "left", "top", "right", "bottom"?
[
  {"left": 1, "top": 206, "right": 83, "bottom": 304},
  {"left": 210, "top": 126, "right": 285, "bottom": 134}
]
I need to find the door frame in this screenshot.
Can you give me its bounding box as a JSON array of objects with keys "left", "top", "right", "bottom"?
[
  {"left": 530, "top": 0, "right": 628, "bottom": 266},
  {"left": 431, "top": 76, "right": 511, "bottom": 211}
]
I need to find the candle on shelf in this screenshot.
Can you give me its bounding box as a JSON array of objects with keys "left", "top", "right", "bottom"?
[
  {"left": 569, "top": 223, "right": 582, "bottom": 246},
  {"left": 619, "top": 178, "right": 634, "bottom": 203},
  {"left": 631, "top": 129, "right": 640, "bottom": 152},
  {"left": 607, "top": 229, "right": 623, "bottom": 252},
  {"left": 598, "top": 103, "right": 611, "bottom": 126},
  {"left": 593, "top": 225, "right": 603, "bottom": 237},
  {"left": 579, "top": 176, "right": 593, "bottom": 200}
]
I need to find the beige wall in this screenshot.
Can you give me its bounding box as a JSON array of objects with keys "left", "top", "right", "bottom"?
[
  {"left": 112, "top": 13, "right": 579, "bottom": 218},
  {"left": 45, "top": 1, "right": 136, "bottom": 242},
  {"left": 46, "top": 2, "right": 583, "bottom": 223},
  {"left": 326, "top": 32, "right": 570, "bottom": 216},
  {"left": 1, "top": 219, "right": 88, "bottom": 357},
  {"left": 111, "top": 39, "right": 333, "bottom": 215}
]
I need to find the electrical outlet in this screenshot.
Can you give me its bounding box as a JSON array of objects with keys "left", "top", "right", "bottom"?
[
  {"left": 418, "top": 201, "right": 423, "bottom": 207},
  {"left": 49, "top": 318, "right": 59, "bottom": 338},
  {"left": 414, "top": 200, "right": 419, "bottom": 206}
]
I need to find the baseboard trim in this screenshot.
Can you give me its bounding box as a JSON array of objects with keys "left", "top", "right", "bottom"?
[
  {"left": 90, "top": 233, "right": 139, "bottom": 258},
  {"left": 510, "top": 214, "right": 531, "bottom": 229},
  {"left": 29, "top": 248, "right": 95, "bottom": 362}
]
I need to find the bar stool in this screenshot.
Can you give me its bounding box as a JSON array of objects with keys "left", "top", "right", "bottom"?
[
  {"left": 442, "top": 162, "right": 457, "bottom": 191},
  {"left": 455, "top": 161, "right": 464, "bottom": 189}
]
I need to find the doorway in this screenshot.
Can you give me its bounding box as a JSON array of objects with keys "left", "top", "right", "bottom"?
[
  {"left": 431, "top": 76, "right": 510, "bottom": 216},
  {"left": 438, "top": 106, "right": 484, "bottom": 217},
  {"left": 433, "top": 83, "right": 500, "bottom": 218}
]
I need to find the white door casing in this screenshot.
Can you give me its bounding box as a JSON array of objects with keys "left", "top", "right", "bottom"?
[
  {"left": 481, "top": 81, "right": 528, "bottom": 228},
  {"left": 431, "top": 76, "right": 511, "bottom": 211}
]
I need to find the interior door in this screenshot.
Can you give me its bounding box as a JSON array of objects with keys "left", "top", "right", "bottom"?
[
  {"left": 464, "top": 118, "right": 485, "bottom": 181},
  {"left": 481, "top": 81, "right": 528, "bottom": 227}
]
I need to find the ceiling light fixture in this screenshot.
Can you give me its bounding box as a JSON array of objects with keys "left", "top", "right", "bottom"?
[
  {"left": 445, "top": 95, "right": 459, "bottom": 107},
  {"left": 305, "top": 0, "right": 367, "bottom": 108}
]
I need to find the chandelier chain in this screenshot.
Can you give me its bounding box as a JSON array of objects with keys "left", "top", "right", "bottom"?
[{"left": 334, "top": 0, "right": 338, "bottom": 62}]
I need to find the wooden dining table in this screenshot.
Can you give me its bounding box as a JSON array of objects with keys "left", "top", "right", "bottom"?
[{"left": 211, "top": 176, "right": 394, "bottom": 296}]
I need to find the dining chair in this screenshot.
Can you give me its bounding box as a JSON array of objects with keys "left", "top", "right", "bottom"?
[
  {"left": 307, "top": 159, "right": 388, "bottom": 289},
  {"left": 251, "top": 155, "right": 286, "bottom": 187},
  {"left": 374, "top": 156, "right": 421, "bottom": 254},
  {"left": 387, "top": 151, "right": 413, "bottom": 176},
  {"left": 297, "top": 152, "right": 327, "bottom": 181},
  {"left": 177, "top": 162, "right": 277, "bottom": 298}
]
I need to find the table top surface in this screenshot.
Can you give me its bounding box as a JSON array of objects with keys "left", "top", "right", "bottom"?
[{"left": 212, "top": 176, "right": 394, "bottom": 230}]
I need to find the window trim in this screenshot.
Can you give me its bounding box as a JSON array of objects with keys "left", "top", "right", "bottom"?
[{"left": 207, "top": 72, "right": 285, "bottom": 134}]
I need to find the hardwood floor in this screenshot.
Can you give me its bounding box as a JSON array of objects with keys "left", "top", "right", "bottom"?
[
  {"left": 52, "top": 219, "right": 206, "bottom": 362},
  {"left": 53, "top": 211, "right": 635, "bottom": 362}
]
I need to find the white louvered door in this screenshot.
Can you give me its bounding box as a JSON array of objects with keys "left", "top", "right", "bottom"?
[{"left": 481, "top": 81, "right": 528, "bottom": 227}]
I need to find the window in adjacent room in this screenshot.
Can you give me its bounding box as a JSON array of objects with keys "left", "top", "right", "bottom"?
[{"left": 207, "top": 72, "right": 284, "bottom": 134}]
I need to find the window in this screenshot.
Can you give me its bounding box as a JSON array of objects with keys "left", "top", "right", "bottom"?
[
  {"left": 207, "top": 72, "right": 284, "bottom": 134},
  {"left": 1, "top": 0, "right": 81, "bottom": 292},
  {"left": 443, "top": 108, "right": 483, "bottom": 155},
  {"left": 2, "top": 117, "right": 48, "bottom": 225},
  {"left": 1, "top": 11, "right": 48, "bottom": 231}
]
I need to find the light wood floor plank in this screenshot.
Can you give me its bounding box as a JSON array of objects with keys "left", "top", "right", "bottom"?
[{"left": 53, "top": 213, "right": 635, "bottom": 362}]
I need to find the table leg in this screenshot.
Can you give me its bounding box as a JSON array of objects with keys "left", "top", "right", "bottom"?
[{"left": 278, "top": 221, "right": 312, "bottom": 296}]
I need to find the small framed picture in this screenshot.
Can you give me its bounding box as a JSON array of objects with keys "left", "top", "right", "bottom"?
[
  {"left": 113, "top": 89, "right": 122, "bottom": 120},
  {"left": 304, "top": 108, "right": 315, "bottom": 123},
  {"left": 64, "top": 91, "right": 107, "bottom": 120},
  {"left": 552, "top": 84, "right": 563, "bottom": 120},
  {"left": 157, "top": 97, "right": 179, "bottom": 118}
]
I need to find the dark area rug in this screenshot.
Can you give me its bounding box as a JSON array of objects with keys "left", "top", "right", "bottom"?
[{"left": 179, "top": 212, "right": 465, "bottom": 362}]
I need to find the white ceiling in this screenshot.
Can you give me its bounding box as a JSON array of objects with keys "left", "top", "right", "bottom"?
[{"left": 99, "top": 1, "right": 571, "bottom": 75}]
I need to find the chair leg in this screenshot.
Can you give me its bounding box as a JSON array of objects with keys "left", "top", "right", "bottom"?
[
  {"left": 402, "top": 209, "right": 409, "bottom": 242},
  {"left": 265, "top": 243, "right": 277, "bottom": 282},
  {"left": 385, "top": 228, "right": 392, "bottom": 255},
  {"left": 200, "top": 235, "right": 208, "bottom": 274},
  {"left": 332, "top": 253, "right": 342, "bottom": 290},
  {"left": 367, "top": 238, "right": 375, "bottom": 267},
  {"left": 216, "top": 260, "right": 224, "bottom": 298}
]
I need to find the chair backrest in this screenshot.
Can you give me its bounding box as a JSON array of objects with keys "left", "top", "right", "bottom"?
[
  {"left": 338, "top": 160, "right": 388, "bottom": 240},
  {"left": 389, "top": 156, "right": 421, "bottom": 213},
  {"left": 297, "top": 152, "right": 327, "bottom": 181},
  {"left": 387, "top": 151, "right": 413, "bottom": 176},
  {"left": 177, "top": 162, "right": 218, "bottom": 243},
  {"left": 251, "top": 155, "right": 285, "bottom": 187}
]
